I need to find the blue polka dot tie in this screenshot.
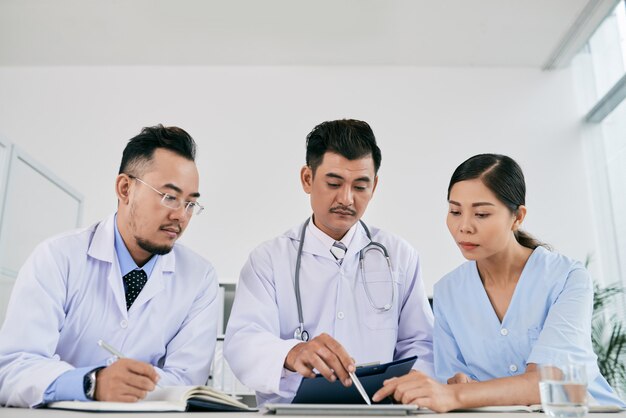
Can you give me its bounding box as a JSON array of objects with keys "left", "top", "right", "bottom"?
[{"left": 123, "top": 269, "right": 147, "bottom": 310}]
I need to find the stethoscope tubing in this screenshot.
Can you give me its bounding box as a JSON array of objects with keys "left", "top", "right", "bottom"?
[
  {"left": 293, "top": 218, "right": 393, "bottom": 342},
  {"left": 293, "top": 218, "right": 309, "bottom": 342}
]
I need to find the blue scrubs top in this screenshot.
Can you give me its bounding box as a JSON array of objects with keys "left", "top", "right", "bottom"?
[{"left": 433, "top": 246, "right": 624, "bottom": 406}]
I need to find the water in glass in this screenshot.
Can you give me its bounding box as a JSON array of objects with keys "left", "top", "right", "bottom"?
[{"left": 539, "top": 380, "right": 588, "bottom": 418}]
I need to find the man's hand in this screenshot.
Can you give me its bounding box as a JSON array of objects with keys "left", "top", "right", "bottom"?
[
  {"left": 95, "top": 358, "right": 160, "bottom": 402},
  {"left": 284, "top": 333, "right": 355, "bottom": 386}
]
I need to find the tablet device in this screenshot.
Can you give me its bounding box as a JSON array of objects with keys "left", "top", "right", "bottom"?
[
  {"left": 265, "top": 403, "right": 419, "bottom": 415},
  {"left": 292, "top": 356, "right": 417, "bottom": 404}
]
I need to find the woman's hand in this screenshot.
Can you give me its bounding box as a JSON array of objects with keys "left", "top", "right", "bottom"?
[{"left": 447, "top": 372, "right": 476, "bottom": 384}]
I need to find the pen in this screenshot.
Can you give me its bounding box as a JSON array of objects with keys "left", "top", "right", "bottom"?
[
  {"left": 97, "top": 339, "right": 162, "bottom": 387},
  {"left": 349, "top": 371, "right": 371, "bottom": 405},
  {"left": 97, "top": 339, "right": 125, "bottom": 358}
]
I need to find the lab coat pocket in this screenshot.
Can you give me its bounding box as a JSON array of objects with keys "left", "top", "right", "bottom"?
[{"left": 356, "top": 269, "right": 401, "bottom": 330}]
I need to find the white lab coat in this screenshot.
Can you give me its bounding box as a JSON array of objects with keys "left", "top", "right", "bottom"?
[
  {"left": 0, "top": 213, "right": 219, "bottom": 407},
  {"left": 224, "top": 219, "right": 434, "bottom": 406}
]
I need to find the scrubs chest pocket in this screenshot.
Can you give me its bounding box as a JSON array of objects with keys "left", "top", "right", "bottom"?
[
  {"left": 528, "top": 327, "right": 541, "bottom": 346},
  {"left": 484, "top": 326, "right": 540, "bottom": 364},
  {"left": 356, "top": 269, "right": 401, "bottom": 330}
]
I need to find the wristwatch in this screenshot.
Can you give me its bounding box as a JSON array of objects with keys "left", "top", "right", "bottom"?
[{"left": 83, "top": 367, "right": 103, "bottom": 400}]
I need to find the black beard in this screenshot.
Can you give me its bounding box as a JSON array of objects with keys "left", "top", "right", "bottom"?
[{"left": 136, "top": 237, "right": 173, "bottom": 255}]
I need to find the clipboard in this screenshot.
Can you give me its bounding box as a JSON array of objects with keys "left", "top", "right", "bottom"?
[{"left": 292, "top": 356, "right": 417, "bottom": 404}]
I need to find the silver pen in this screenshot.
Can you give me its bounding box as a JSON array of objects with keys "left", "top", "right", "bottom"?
[
  {"left": 97, "top": 339, "right": 125, "bottom": 358},
  {"left": 97, "top": 339, "right": 162, "bottom": 387},
  {"left": 349, "top": 371, "right": 371, "bottom": 405}
]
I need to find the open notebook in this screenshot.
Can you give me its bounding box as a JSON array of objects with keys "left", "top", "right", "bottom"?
[{"left": 44, "top": 385, "right": 257, "bottom": 412}]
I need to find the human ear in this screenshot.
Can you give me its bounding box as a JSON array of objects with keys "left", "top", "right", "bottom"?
[
  {"left": 300, "top": 166, "right": 313, "bottom": 194},
  {"left": 115, "top": 174, "right": 132, "bottom": 204},
  {"left": 512, "top": 205, "right": 527, "bottom": 231}
]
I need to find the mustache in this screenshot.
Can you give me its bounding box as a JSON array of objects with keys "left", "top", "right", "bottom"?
[{"left": 330, "top": 206, "right": 356, "bottom": 216}]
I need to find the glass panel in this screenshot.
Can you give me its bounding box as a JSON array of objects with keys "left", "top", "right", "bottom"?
[
  {"left": 0, "top": 153, "right": 82, "bottom": 277},
  {"left": 602, "top": 99, "right": 626, "bottom": 280},
  {"left": 573, "top": 2, "right": 626, "bottom": 317},
  {"left": 588, "top": 3, "right": 626, "bottom": 100}
]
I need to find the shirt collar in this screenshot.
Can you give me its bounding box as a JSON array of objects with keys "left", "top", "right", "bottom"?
[
  {"left": 308, "top": 216, "right": 358, "bottom": 252},
  {"left": 114, "top": 213, "right": 158, "bottom": 278}
]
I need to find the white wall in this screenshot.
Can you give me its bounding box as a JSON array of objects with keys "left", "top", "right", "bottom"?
[{"left": 0, "top": 65, "right": 593, "bottom": 294}]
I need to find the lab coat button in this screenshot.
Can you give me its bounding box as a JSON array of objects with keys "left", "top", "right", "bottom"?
[
  {"left": 500, "top": 328, "right": 508, "bottom": 336},
  {"left": 120, "top": 319, "right": 128, "bottom": 329},
  {"left": 337, "top": 311, "right": 345, "bottom": 320},
  {"left": 509, "top": 364, "right": 518, "bottom": 372},
  {"left": 52, "top": 354, "right": 60, "bottom": 360}
]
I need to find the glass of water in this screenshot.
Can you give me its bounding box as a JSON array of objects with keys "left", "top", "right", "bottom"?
[{"left": 539, "top": 363, "right": 588, "bottom": 418}]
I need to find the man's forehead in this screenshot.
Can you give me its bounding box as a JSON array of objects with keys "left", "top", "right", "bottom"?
[
  {"left": 141, "top": 165, "right": 200, "bottom": 193},
  {"left": 319, "top": 152, "right": 375, "bottom": 172},
  {"left": 141, "top": 165, "right": 198, "bottom": 181}
]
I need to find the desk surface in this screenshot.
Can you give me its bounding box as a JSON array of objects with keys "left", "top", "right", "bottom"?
[{"left": 1, "top": 408, "right": 625, "bottom": 418}]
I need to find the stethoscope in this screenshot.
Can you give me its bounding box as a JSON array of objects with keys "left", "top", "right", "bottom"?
[{"left": 293, "top": 217, "right": 395, "bottom": 342}]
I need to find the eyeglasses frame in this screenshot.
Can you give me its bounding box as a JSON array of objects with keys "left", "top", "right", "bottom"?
[{"left": 126, "top": 174, "right": 204, "bottom": 216}]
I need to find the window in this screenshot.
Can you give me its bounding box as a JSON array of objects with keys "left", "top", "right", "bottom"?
[{"left": 574, "top": 1, "right": 626, "bottom": 308}]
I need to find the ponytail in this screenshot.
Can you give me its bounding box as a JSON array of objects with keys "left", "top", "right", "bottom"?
[{"left": 514, "top": 229, "right": 551, "bottom": 251}]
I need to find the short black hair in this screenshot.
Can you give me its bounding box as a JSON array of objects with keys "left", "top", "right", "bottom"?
[
  {"left": 305, "top": 119, "right": 382, "bottom": 175},
  {"left": 119, "top": 124, "right": 196, "bottom": 175}
]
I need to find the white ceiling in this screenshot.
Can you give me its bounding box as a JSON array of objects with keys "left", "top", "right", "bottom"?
[{"left": 0, "top": 0, "right": 590, "bottom": 67}]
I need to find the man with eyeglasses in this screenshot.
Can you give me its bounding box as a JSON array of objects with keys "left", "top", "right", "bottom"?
[{"left": 0, "top": 125, "right": 218, "bottom": 407}]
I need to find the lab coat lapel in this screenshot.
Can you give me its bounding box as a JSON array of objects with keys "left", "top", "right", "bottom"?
[
  {"left": 286, "top": 220, "right": 335, "bottom": 260},
  {"left": 301, "top": 233, "right": 334, "bottom": 259},
  {"left": 127, "top": 251, "right": 173, "bottom": 313},
  {"left": 87, "top": 213, "right": 128, "bottom": 315}
]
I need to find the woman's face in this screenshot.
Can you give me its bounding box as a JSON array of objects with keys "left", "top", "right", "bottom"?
[{"left": 446, "top": 179, "right": 523, "bottom": 261}]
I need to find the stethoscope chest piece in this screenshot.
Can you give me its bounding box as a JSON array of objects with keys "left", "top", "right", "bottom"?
[{"left": 294, "top": 325, "right": 309, "bottom": 342}]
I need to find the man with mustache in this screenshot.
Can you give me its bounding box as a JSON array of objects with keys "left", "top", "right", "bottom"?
[
  {"left": 224, "top": 119, "right": 434, "bottom": 406},
  {"left": 0, "top": 125, "right": 218, "bottom": 407}
]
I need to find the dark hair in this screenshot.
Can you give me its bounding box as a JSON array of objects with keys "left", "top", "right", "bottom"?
[
  {"left": 447, "top": 153, "right": 548, "bottom": 250},
  {"left": 119, "top": 124, "right": 196, "bottom": 175},
  {"left": 305, "top": 119, "right": 382, "bottom": 175}
]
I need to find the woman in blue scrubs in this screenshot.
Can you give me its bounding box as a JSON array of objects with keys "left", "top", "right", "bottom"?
[{"left": 373, "top": 153, "right": 623, "bottom": 412}]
